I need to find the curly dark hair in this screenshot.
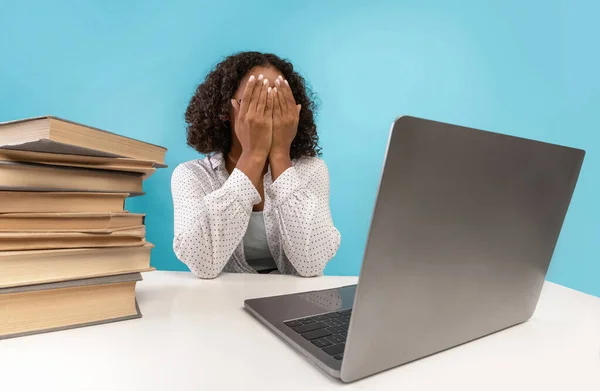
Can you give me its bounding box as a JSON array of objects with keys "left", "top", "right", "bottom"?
[{"left": 185, "top": 51, "right": 321, "bottom": 159}]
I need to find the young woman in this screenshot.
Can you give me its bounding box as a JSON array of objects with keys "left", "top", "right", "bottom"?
[{"left": 172, "top": 51, "right": 341, "bottom": 278}]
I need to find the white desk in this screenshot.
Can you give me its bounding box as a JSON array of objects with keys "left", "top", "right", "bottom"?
[{"left": 1, "top": 271, "right": 599, "bottom": 390}]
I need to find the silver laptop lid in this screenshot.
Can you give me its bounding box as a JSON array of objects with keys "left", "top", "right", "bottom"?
[{"left": 341, "top": 116, "right": 584, "bottom": 382}]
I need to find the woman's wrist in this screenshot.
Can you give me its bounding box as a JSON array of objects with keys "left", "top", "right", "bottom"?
[
  {"left": 241, "top": 149, "right": 269, "bottom": 163},
  {"left": 237, "top": 152, "right": 268, "bottom": 189},
  {"left": 269, "top": 146, "right": 291, "bottom": 161},
  {"left": 269, "top": 150, "right": 292, "bottom": 181}
]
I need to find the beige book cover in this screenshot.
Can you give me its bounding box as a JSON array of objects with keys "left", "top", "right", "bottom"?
[
  {"left": 0, "top": 212, "right": 145, "bottom": 232},
  {"left": 0, "top": 191, "right": 127, "bottom": 213},
  {"left": 0, "top": 226, "right": 146, "bottom": 251},
  {"left": 0, "top": 116, "right": 166, "bottom": 165},
  {"left": 0, "top": 273, "right": 143, "bottom": 340},
  {"left": 0, "top": 160, "right": 144, "bottom": 195},
  {"left": 0, "top": 149, "right": 157, "bottom": 178},
  {"left": 0, "top": 243, "right": 154, "bottom": 288}
]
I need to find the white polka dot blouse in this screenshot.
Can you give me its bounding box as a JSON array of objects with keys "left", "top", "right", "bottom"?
[{"left": 171, "top": 153, "right": 341, "bottom": 279}]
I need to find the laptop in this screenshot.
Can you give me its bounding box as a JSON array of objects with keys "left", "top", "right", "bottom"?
[{"left": 244, "top": 115, "right": 585, "bottom": 383}]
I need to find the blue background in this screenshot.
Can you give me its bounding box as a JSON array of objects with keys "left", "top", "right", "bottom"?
[{"left": 0, "top": 0, "right": 598, "bottom": 297}]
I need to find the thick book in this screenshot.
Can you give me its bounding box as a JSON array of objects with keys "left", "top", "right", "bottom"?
[
  {"left": 0, "top": 116, "right": 167, "bottom": 165},
  {"left": 0, "top": 160, "right": 143, "bottom": 195},
  {"left": 0, "top": 226, "right": 146, "bottom": 251},
  {"left": 0, "top": 191, "right": 127, "bottom": 213},
  {"left": 0, "top": 243, "right": 154, "bottom": 288},
  {"left": 0, "top": 149, "right": 157, "bottom": 178},
  {"left": 0, "top": 273, "right": 144, "bottom": 340},
  {"left": 0, "top": 212, "right": 145, "bottom": 232}
]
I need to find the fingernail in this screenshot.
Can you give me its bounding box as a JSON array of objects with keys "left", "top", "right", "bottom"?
[
  {"left": 263, "top": 79, "right": 268, "bottom": 85},
  {"left": 268, "top": 87, "right": 272, "bottom": 93},
  {"left": 278, "top": 75, "right": 283, "bottom": 81},
  {"left": 258, "top": 74, "right": 264, "bottom": 81},
  {"left": 275, "top": 79, "right": 280, "bottom": 86},
  {"left": 249, "top": 75, "right": 255, "bottom": 82},
  {"left": 273, "top": 87, "right": 277, "bottom": 93},
  {"left": 284, "top": 80, "right": 289, "bottom": 86}
]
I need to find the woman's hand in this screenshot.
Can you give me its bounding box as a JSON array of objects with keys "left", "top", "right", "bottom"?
[
  {"left": 269, "top": 75, "right": 300, "bottom": 180},
  {"left": 231, "top": 74, "right": 274, "bottom": 159},
  {"left": 271, "top": 76, "right": 301, "bottom": 159},
  {"left": 230, "top": 74, "right": 274, "bottom": 188}
]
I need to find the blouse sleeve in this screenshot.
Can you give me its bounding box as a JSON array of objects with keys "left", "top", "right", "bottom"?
[
  {"left": 171, "top": 164, "right": 260, "bottom": 279},
  {"left": 266, "top": 159, "right": 341, "bottom": 277}
]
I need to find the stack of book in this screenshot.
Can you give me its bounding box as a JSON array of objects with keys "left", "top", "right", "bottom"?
[{"left": 0, "top": 116, "right": 167, "bottom": 339}]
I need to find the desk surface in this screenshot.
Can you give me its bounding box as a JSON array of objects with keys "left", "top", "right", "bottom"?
[{"left": 1, "top": 271, "right": 599, "bottom": 391}]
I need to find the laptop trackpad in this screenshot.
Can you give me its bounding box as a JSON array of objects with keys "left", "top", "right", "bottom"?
[
  {"left": 295, "top": 285, "right": 356, "bottom": 314},
  {"left": 245, "top": 285, "right": 357, "bottom": 324}
]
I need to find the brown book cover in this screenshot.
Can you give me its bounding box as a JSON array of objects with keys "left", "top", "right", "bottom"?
[
  {"left": 0, "top": 149, "right": 157, "bottom": 178},
  {"left": 0, "top": 191, "right": 127, "bottom": 213},
  {"left": 0, "top": 160, "right": 144, "bottom": 195},
  {"left": 0, "top": 226, "right": 146, "bottom": 251},
  {"left": 0, "top": 243, "right": 155, "bottom": 288},
  {"left": 0, "top": 212, "right": 145, "bottom": 232},
  {"left": 0, "top": 273, "right": 144, "bottom": 340},
  {"left": 0, "top": 116, "right": 166, "bottom": 165}
]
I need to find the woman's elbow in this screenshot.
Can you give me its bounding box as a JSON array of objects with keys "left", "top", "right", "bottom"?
[
  {"left": 293, "top": 257, "right": 329, "bottom": 278},
  {"left": 296, "top": 269, "right": 324, "bottom": 278},
  {"left": 190, "top": 268, "right": 221, "bottom": 280},
  {"left": 293, "top": 233, "right": 340, "bottom": 277},
  {"left": 173, "top": 236, "right": 220, "bottom": 279},
  {"left": 177, "top": 253, "right": 222, "bottom": 279}
]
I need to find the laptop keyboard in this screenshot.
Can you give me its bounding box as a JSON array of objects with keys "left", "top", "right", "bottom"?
[{"left": 284, "top": 309, "right": 351, "bottom": 361}]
